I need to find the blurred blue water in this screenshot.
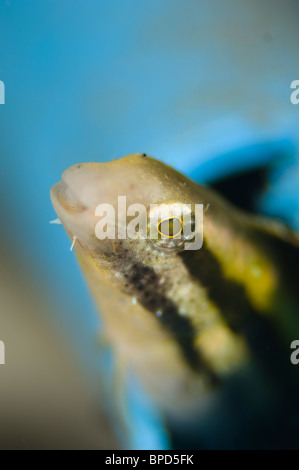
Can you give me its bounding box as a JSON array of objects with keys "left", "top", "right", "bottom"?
[{"left": 0, "top": 0, "right": 299, "bottom": 449}]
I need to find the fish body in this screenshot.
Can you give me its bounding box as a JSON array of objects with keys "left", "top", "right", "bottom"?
[{"left": 51, "top": 154, "right": 299, "bottom": 448}]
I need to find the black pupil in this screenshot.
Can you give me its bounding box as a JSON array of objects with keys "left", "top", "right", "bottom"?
[{"left": 158, "top": 217, "right": 182, "bottom": 238}]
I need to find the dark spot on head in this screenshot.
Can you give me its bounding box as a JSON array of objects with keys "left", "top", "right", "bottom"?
[
  {"left": 76, "top": 164, "right": 81, "bottom": 169},
  {"left": 142, "top": 153, "right": 147, "bottom": 158},
  {"left": 132, "top": 273, "right": 141, "bottom": 283}
]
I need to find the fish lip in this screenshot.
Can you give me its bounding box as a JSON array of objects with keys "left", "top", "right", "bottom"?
[{"left": 50, "top": 180, "right": 87, "bottom": 214}]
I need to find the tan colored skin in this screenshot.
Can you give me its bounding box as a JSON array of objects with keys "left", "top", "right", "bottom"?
[{"left": 51, "top": 154, "right": 299, "bottom": 420}]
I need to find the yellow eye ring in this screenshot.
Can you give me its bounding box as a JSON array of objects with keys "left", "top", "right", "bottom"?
[{"left": 157, "top": 216, "right": 183, "bottom": 239}]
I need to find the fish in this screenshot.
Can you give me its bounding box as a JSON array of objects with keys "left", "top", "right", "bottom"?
[{"left": 50, "top": 153, "right": 299, "bottom": 449}]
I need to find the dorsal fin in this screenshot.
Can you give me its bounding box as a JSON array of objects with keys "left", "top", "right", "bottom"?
[{"left": 210, "top": 167, "right": 269, "bottom": 213}]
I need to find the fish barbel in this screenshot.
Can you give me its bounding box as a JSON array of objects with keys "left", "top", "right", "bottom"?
[{"left": 51, "top": 154, "right": 299, "bottom": 448}]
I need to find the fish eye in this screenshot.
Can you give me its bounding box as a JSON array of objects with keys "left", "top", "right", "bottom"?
[
  {"left": 157, "top": 216, "right": 183, "bottom": 239},
  {"left": 148, "top": 203, "right": 195, "bottom": 252}
]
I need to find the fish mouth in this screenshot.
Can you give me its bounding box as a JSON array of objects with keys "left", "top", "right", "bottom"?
[{"left": 50, "top": 179, "right": 87, "bottom": 214}]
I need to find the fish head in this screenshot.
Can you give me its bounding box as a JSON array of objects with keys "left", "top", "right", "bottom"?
[{"left": 50, "top": 153, "right": 211, "bottom": 263}]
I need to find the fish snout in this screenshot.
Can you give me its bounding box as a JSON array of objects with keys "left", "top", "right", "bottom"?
[{"left": 61, "top": 163, "right": 108, "bottom": 209}]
